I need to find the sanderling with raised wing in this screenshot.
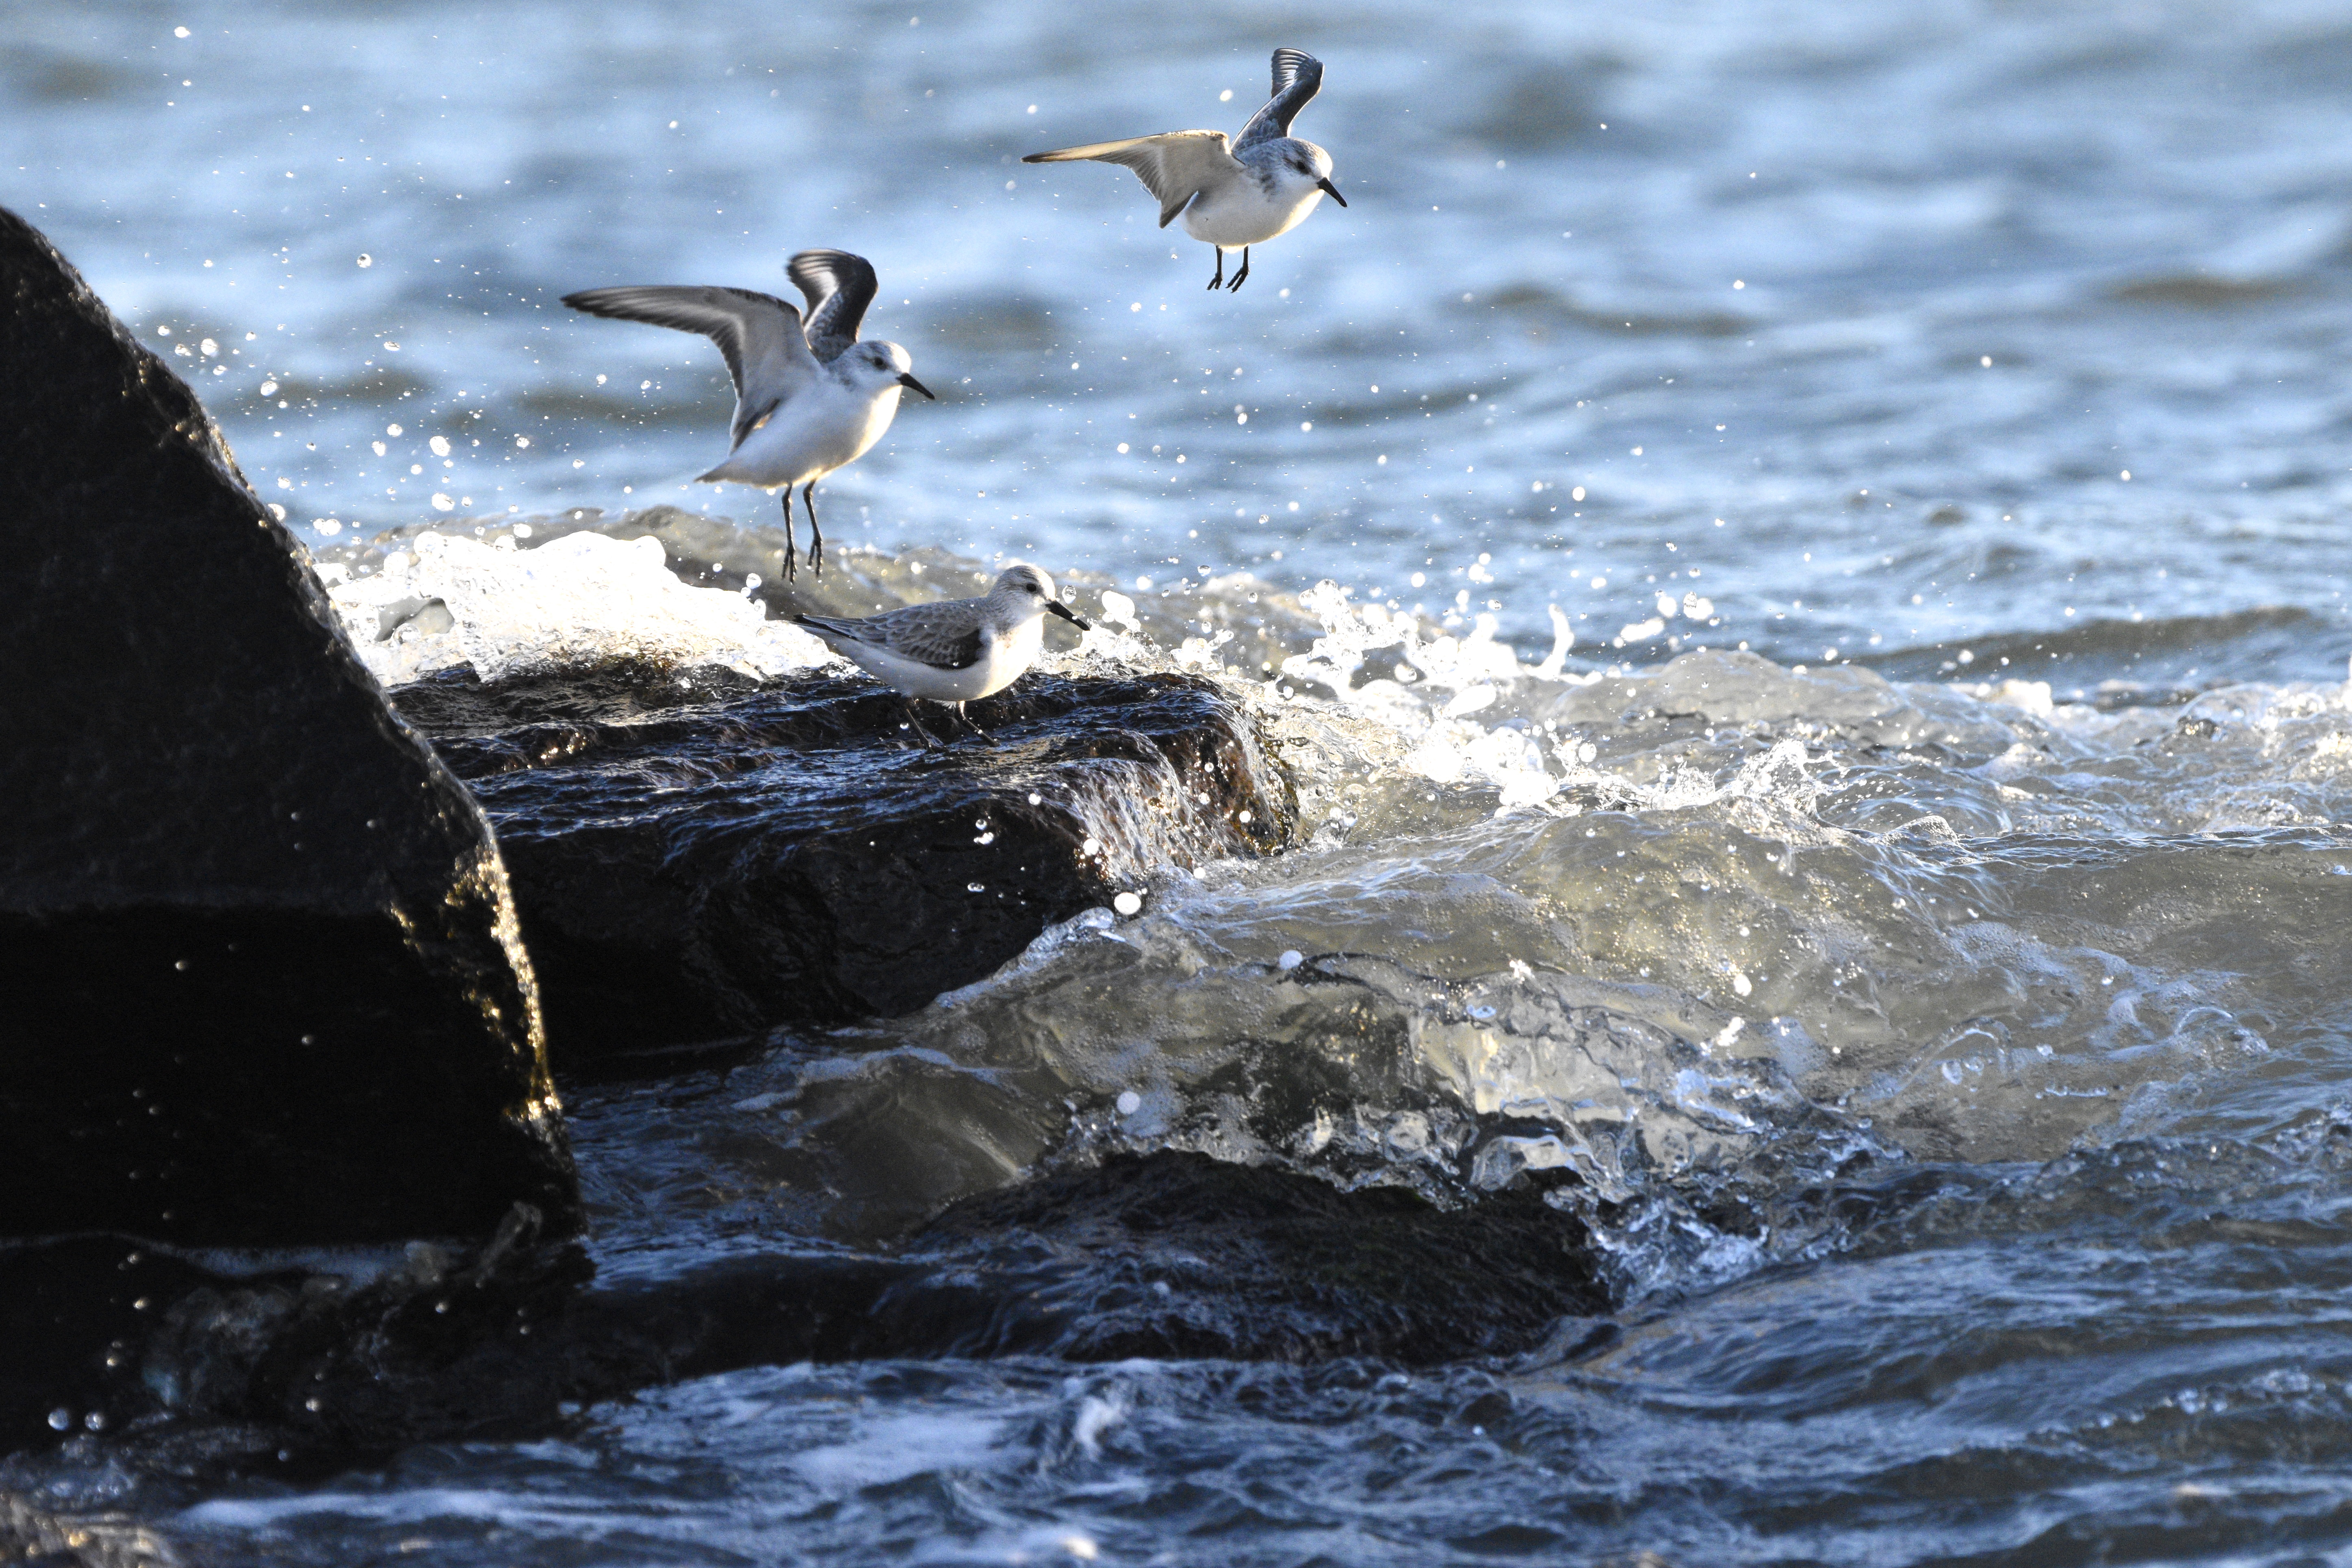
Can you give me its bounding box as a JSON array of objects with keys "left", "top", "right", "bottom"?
[
  {"left": 1024, "top": 47, "right": 1346, "bottom": 292},
  {"left": 795, "top": 563, "right": 1092, "bottom": 740},
  {"left": 562, "top": 249, "right": 934, "bottom": 579}
]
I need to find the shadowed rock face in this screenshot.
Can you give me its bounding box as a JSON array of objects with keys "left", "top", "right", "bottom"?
[
  {"left": 0, "top": 206, "right": 578, "bottom": 1245},
  {"left": 0, "top": 1153, "right": 1605, "bottom": 1466},
  {"left": 904, "top": 1151, "right": 1609, "bottom": 1363},
  {"left": 394, "top": 663, "right": 1297, "bottom": 1059}
]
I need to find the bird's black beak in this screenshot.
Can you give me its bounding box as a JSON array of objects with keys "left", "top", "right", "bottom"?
[
  {"left": 1317, "top": 178, "right": 1347, "bottom": 208},
  {"left": 1047, "top": 599, "right": 1092, "bottom": 631},
  {"left": 898, "top": 372, "right": 937, "bottom": 400}
]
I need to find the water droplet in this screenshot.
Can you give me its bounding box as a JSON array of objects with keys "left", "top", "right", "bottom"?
[{"left": 1116, "top": 1090, "right": 1142, "bottom": 1115}]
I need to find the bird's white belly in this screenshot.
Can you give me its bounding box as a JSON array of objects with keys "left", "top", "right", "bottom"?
[
  {"left": 1181, "top": 182, "right": 1323, "bottom": 250},
  {"left": 707, "top": 382, "right": 903, "bottom": 489},
  {"left": 827, "top": 615, "right": 1042, "bottom": 704}
]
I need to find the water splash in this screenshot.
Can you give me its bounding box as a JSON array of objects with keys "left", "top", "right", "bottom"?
[{"left": 324, "top": 529, "right": 832, "bottom": 686}]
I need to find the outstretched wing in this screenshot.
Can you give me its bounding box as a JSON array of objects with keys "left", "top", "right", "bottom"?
[
  {"left": 1236, "top": 48, "right": 1324, "bottom": 150},
  {"left": 1023, "top": 130, "right": 1238, "bottom": 228},
  {"left": 798, "top": 603, "right": 985, "bottom": 670},
  {"left": 785, "top": 249, "right": 878, "bottom": 363},
  {"left": 561, "top": 285, "right": 819, "bottom": 448}
]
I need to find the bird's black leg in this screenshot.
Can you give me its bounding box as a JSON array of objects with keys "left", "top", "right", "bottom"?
[
  {"left": 903, "top": 697, "right": 942, "bottom": 748},
  {"left": 952, "top": 701, "right": 994, "bottom": 745},
  {"left": 1206, "top": 248, "right": 1224, "bottom": 291},
  {"left": 778, "top": 490, "right": 798, "bottom": 581},
  {"left": 1227, "top": 247, "right": 1251, "bottom": 292},
  {"left": 801, "top": 482, "right": 823, "bottom": 576}
]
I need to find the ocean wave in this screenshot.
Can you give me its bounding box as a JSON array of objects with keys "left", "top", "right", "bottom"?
[{"left": 396, "top": 524, "right": 2352, "bottom": 1307}]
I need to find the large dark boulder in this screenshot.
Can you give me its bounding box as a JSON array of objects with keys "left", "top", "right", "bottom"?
[
  {"left": 0, "top": 206, "right": 579, "bottom": 1244},
  {"left": 394, "top": 662, "right": 1296, "bottom": 1059}
]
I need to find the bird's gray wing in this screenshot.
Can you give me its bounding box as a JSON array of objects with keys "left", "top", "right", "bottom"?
[
  {"left": 785, "top": 249, "right": 879, "bottom": 363},
  {"left": 1022, "top": 130, "right": 1239, "bottom": 228},
  {"left": 1235, "top": 48, "right": 1324, "bottom": 150},
  {"left": 798, "top": 602, "right": 986, "bottom": 670},
  {"left": 561, "top": 285, "right": 819, "bottom": 449}
]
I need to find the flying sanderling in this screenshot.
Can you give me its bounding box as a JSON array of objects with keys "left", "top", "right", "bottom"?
[
  {"left": 562, "top": 249, "right": 934, "bottom": 579},
  {"left": 1023, "top": 47, "right": 1346, "bottom": 292},
  {"left": 795, "top": 563, "right": 1092, "bottom": 739}
]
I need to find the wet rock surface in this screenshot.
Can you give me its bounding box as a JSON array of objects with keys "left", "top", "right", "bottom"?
[
  {"left": 0, "top": 206, "right": 576, "bottom": 1246},
  {"left": 394, "top": 662, "right": 1298, "bottom": 1060},
  {"left": 905, "top": 1150, "right": 1610, "bottom": 1363},
  {"left": 0, "top": 1155, "right": 1605, "bottom": 1472}
]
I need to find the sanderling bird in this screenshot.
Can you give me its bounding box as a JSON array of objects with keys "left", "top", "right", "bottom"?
[
  {"left": 795, "top": 563, "right": 1092, "bottom": 739},
  {"left": 562, "top": 249, "right": 934, "bottom": 579},
  {"left": 1024, "top": 47, "right": 1346, "bottom": 292}
]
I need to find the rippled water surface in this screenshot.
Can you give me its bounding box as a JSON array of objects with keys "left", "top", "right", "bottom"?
[{"left": 11, "top": 0, "right": 2352, "bottom": 1562}]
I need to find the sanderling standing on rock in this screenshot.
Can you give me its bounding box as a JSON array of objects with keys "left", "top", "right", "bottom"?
[
  {"left": 1024, "top": 47, "right": 1346, "bottom": 292},
  {"left": 561, "top": 249, "right": 934, "bottom": 580},
  {"left": 795, "top": 563, "right": 1092, "bottom": 742}
]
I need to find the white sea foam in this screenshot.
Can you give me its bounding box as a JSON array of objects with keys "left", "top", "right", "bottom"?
[
  {"left": 789, "top": 1410, "right": 1015, "bottom": 1492},
  {"left": 324, "top": 531, "right": 833, "bottom": 686}
]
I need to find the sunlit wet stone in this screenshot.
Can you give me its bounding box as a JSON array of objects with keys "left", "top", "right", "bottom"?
[{"left": 394, "top": 662, "right": 1297, "bottom": 1060}]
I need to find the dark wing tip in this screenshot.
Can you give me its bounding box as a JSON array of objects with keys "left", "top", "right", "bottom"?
[
  {"left": 785, "top": 251, "right": 881, "bottom": 361},
  {"left": 786, "top": 249, "right": 877, "bottom": 303},
  {"left": 1271, "top": 47, "right": 1322, "bottom": 89},
  {"left": 1237, "top": 49, "right": 1325, "bottom": 147},
  {"left": 787, "top": 246, "right": 870, "bottom": 273},
  {"left": 794, "top": 611, "right": 856, "bottom": 638},
  {"left": 1020, "top": 151, "right": 1051, "bottom": 163}
]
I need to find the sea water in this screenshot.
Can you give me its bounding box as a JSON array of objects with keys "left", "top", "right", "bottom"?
[{"left": 10, "top": 0, "right": 2352, "bottom": 1561}]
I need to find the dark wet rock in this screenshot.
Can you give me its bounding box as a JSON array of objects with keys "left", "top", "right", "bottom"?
[
  {"left": 0, "top": 206, "right": 577, "bottom": 1244},
  {"left": 1, "top": 1155, "right": 1604, "bottom": 1468},
  {"left": 905, "top": 1151, "right": 1609, "bottom": 1362},
  {"left": 0, "top": 1236, "right": 225, "bottom": 1454},
  {"left": 394, "top": 662, "right": 1296, "bottom": 1060},
  {"left": 0, "top": 1206, "right": 601, "bottom": 1464},
  {"left": 137, "top": 1203, "right": 601, "bottom": 1457},
  {"left": 6, "top": 1214, "right": 906, "bottom": 1466},
  {"left": 572, "top": 1152, "right": 1605, "bottom": 1371}
]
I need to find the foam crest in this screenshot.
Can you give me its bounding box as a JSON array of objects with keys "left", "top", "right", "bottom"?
[
  {"left": 1263, "top": 581, "right": 1582, "bottom": 808},
  {"left": 324, "top": 531, "right": 833, "bottom": 687}
]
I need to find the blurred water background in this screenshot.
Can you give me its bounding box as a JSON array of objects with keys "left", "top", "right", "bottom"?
[
  {"left": 15, "top": 0, "right": 2352, "bottom": 680},
  {"left": 12, "top": 0, "right": 2352, "bottom": 1563}
]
